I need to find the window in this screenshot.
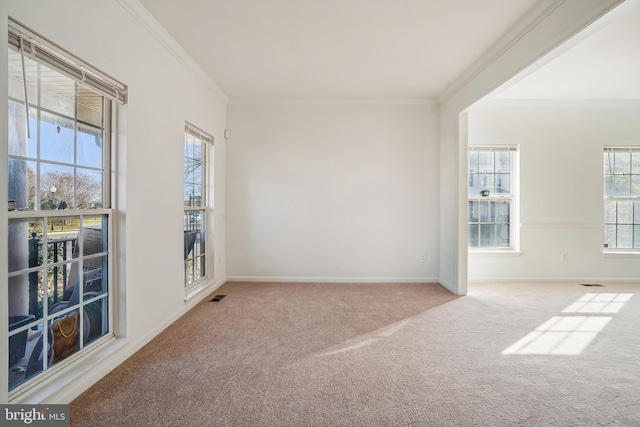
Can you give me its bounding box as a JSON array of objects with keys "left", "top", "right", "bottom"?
[
  {"left": 6, "top": 20, "right": 126, "bottom": 393},
  {"left": 184, "top": 123, "right": 212, "bottom": 289},
  {"left": 468, "top": 146, "right": 518, "bottom": 249},
  {"left": 603, "top": 147, "right": 640, "bottom": 250}
]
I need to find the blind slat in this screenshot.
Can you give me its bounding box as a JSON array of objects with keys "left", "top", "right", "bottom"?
[
  {"left": 185, "top": 123, "right": 214, "bottom": 145},
  {"left": 8, "top": 20, "right": 127, "bottom": 104},
  {"left": 468, "top": 146, "right": 517, "bottom": 152}
]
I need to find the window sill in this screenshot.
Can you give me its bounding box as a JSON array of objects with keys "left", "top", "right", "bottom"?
[
  {"left": 10, "top": 335, "right": 127, "bottom": 404},
  {"left": 469, "top": 250, "right": 522, "bottom": 257},
  {"left": 602, "top": 251, "right": 640, "bottom": 258},
  {"left": 184, "top": 277, "right": 214, "bottom": 302}
]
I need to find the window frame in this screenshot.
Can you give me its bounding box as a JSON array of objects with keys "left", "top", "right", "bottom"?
[
  {"left": 468, "top": 145, "right": 519, "bottom": 252},
  {"left": 5, "top": 21, "right": 124, "bottom": 397},
  {"left": 183, "top": 122, "right": 213, "bottom": 292},
  {"left": 603, "top": 146, "right": 640, "bottom": 253}
]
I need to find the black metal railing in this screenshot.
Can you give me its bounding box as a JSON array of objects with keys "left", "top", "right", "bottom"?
[{"left": 28, "top": 233, "right": 77, "bottom": 318}]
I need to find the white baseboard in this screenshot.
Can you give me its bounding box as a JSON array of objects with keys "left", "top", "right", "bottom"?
[
  {"left": 14, "top": 276, "right": 227, "bottom": 404},
  {"left": 438, "top": 278, "right": 459, "bottom": 294},
  {"left": 468, "top": 276, "right": 640, "bottom": 284},
  {"left": 227, "top": 276, "right": 439, "bottom": 284}
]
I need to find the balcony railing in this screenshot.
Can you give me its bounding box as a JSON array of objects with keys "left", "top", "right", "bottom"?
[{"left": 28, "top": 232, "right": 77, "bottom": 317}]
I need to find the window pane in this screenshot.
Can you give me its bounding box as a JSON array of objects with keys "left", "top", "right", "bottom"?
[
  {"left": 8, "top": 220, "right": 44, "bottom": 273},
  {"left": 617, "top": 225, "right": 633, "bottom": 248},
  {"left": 77, "top": 85, "right": 103, "bottom": 127},
  {"left": 47, "top": 262, "right": 78, "bottom": 306},
  {"left": 495, "top": 201, "right": 510, "bottom": 223},
  {"left": 480, "top": 224, "right": 496, "bottom": 247},
  {"left": 480, "top": 174, "right": 494, "bottom": 194},
  {"left": 495, "top": 173, "right": 510, "bottom": 194},
  {"left": 184, "top": 183, "right": 194, "bottom": 207},
  {"left": 186, "top": 135, "right": 197, "bottom": 159},
  {"left": 8, "top": 47, "right": 37, "bottom": 103},
  {"left": 468, "top": 201, "right": 479, "bottom": 222},
  {"left": 184, "top": 158, "right": 194, "bottom": 183},
  {"left": 604, "top": 152, "right": 613, "bottom": 175},
  {"left": 9, "top": 321, "right": 44, "bottom": 390},
  {"left": 468, "top": 173, "right": 479, "bottom": 196},
  {"left": 614, "top": 175, "right": 631, "bottom": 197},
  {"left": 604, "top": 175, "right": 613, "bottom": 197},
  {"left": 618, "top": 201, "right": 633, "bottom": 224},
  {"left": 635, "top": 226, "right": 640, "bottom": 249},
  {"left": 83, "top": 296, "right": 108, "bottom": 346},
  {"left": 604, "top": 225, "right": 616, "bottom": 248},
  {"left": 8, "top": 271, "right": 44, "bottom": 321},
  {"left": 632, "top": 175, "right": 640, "bottom": 197},
  {"left": 8, "top": 158, "right": 37, "bottom": 211},
  {"left": 77, "top": 169, "right": 103, "bottom": 209},
  {"left": 633, "top": 152, "right": 640, "bottom": 174},
  {"left": 8, "top": 101, "right": 37, "bottom": 158},
  {"left": 40, "top": 163, "right": 73, "bottom": 210},
  {"left": 635, "top": 201, "right": 640, "bottom": 224},
  {"left": 479, "top": 201, "right": 494, "bottom": 223},
  {"left": 496, "top": 224, "right": 510, "bottom": 247},
  {"left": 495, "top": 151, "right": 510, "bottom": 173},
  {"left": 614, "top": 152, "right": 631, "bottom": 175},
  {"left": 82, "top": 217, "right": 108, "bottom": 256},
  {"left": 468, "top": 151, "right": 478, "bottom": 174},
  {"left": 40, "top": 68, "right": 75, "bottom": 117},
  {"left": 468, "top": 224, "right": 479, "bottom": 247},
  {"left": 40, "top": 112, "right": 74, "bottom": 164},
  {"left": 48, "top": 310, "right": 81, "bottom": 367},
  {"left": 83, "top": 256, "right": 107, "bottom": 297},
  {"left": 192, "top": 184, "right": 202, "bottom": 207},
  {"left": 77, "top": 124, "right": 103, "bottom": 168},
  {"left": 193, "top": 160, "right": 202, "bottom": 184},
  {"left": 478, "top": 152, "right": 494, "bottom": 173},
  {"left": 603, "top": 200, "right": 616, "bottom": 224}
]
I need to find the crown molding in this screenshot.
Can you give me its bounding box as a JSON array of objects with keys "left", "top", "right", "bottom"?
[
  {"left": 473, "top": 99, "right": 640, "bottom": 108},
  {"left": 228, "top": 98, "right": 437, "bottom": 108},
  {"left": 117, "top": 0, "right": 229, "bottom": 104}
]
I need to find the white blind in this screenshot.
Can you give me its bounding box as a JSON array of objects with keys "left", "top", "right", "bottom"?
[
  {"left": 8, "top": 19, "right": 127, "bottom": 104},
  {"left": 185, "top": 122, "right": 214, "bottom": 145},
  {"left": 604, "top": 146, "right": 640, "bottom": 152},
  {"left": 468, "top": 146, "right": 517, "bottom": 152}
]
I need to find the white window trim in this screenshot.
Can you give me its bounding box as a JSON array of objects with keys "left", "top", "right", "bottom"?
[
  {"left": 603, "top": 146, "right": 640, "bottom": 253},
  {"left": 183, "top": 123, "right": 213, "bottom": 293},
  {"left": 468, "top": 145, "right": 520, "bottom": 252},
  {"left": 5, "top": 21, "right": 125, "bottom": 399}
]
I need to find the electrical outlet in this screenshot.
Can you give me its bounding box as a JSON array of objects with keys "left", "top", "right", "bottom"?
[
  {"left": 419, "top": 255, "right": 426, "bottom": 263},
  {"left": 561, "top": 252, "right": 568, "bottom": 262}
]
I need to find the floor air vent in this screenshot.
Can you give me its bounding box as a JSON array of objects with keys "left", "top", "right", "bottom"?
[
  {"left": 209, "top": 295, "right": 227, "bottom": 302},
  {"left": 580, "top": 283, "right": 604, "bottom": 287}
]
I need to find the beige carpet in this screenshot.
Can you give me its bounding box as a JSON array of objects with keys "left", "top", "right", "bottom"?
[{"left": 70, "top": 281, "right": 640, "bottom": 426}]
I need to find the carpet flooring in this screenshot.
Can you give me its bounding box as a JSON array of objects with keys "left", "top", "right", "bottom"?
[{"left": 70, "top": 281, "right": 640, "bottom": 426}]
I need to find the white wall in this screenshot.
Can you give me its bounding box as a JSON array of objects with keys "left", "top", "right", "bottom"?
[
  {"left": 0, "top": 0, "right": 227, "bottom": 403},
  {"left": 226, "top": 101, "right": 439, "bottom": 282},
  {"left": 468, "top": 102, "right": 640, "bottom": 282}
]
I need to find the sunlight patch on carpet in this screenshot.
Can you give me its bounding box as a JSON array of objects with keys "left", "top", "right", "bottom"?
[{"left": 503, "top": 293, "right": 633, "bottom": 356}]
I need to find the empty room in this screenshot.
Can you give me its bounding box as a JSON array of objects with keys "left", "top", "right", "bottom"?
[{"left": 1, "top": 0, "right": 639, "bottom": 426}]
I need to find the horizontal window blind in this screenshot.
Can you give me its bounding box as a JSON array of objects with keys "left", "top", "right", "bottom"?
[
  {"left": 468, "top": 146, "right": 517, "bottom": 152},
  {"left": 604, "top": 146, "right": 640, "bottom": 152},
  {"left": 8, "top": 19, "right": 127, "bottom": 104},
  {"left": 185, "top": 122, "right": 214, "bottom": 145}
]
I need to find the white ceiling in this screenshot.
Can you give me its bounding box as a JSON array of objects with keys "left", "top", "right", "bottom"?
[
  {"left": 492, "top": 0, "right": 640, "bottom": 101},
  {"left": 137, "top": 0, "right": 539, "bottom": 100}
]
